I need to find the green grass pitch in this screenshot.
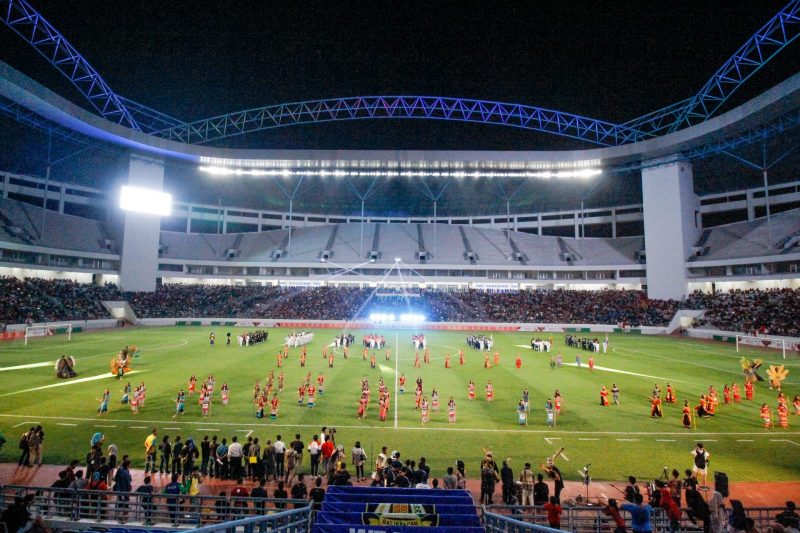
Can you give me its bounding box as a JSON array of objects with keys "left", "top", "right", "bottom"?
[{"left": 1, "top": 327, "right": 798, "bottom": 483}]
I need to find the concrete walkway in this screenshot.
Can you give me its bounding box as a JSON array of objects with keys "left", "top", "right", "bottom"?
[{"left": 0, "top": 462, "right": 795, "bottom": 509}]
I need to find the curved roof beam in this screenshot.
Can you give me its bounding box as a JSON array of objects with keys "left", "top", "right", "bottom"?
[
  {"left": 2, "top": 0, "right": 797, "bottom": 146},
  {"left": 666, "top": 0, "right": 800, "bottom": 134},
  {"left": 154, "top": 96, "right": 641, "bottom": 147},
  {"left": 1, "top": 0, "right": 140, "bottom": 130}
]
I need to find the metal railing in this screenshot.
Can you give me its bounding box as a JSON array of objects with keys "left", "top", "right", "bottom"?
[
  {"left": 0, "top": 484, "right": 309, "bottom": 529},
  {"left": 184, "top": 507, "right": 311, "bottom": 533},
  {"left": 484, "top": 509, "right": 566, "bottom": 533},
  {"left": 484, "top": 504, "right": 788, "bottom": 533}
]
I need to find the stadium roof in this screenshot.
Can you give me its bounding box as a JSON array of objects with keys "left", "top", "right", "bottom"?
[{"left": 1, "top": 1, "right": 799, "bottom": 216}]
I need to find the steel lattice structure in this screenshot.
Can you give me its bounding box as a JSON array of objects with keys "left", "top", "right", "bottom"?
[
  {"left": 154, "top": 96, "right": 641, "bottom": 146},
  {"left": 1, "top": 0, "right": 799, "bottom": 146},
  {"left": 667, "top": 0, "right": 800, "bottom": 133},
  {"left": 0, "top": 0, "right": 140, "bottom": 130}
]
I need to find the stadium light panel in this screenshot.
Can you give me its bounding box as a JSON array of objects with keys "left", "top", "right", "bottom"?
[
  {"left": 399, "top": 313, "right": 426, "bottom": 323},
  {"left": 119, "top": 186, "right": 171, "bottom": 216},
  {"left": 198, "top": 166, "right": 601, "bottom": 180}
]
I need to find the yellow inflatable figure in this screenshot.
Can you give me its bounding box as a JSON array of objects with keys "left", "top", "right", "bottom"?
[{"left": 767, "top": 364, "right": 789, "bottom": 390}]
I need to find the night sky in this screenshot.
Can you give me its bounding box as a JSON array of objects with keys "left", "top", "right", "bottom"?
[
  {"left": 2, "top": 1, "right": 796, "bottom": 150},
  {"left": 1, "top": 1, "right": 799, "bottom": 215}
]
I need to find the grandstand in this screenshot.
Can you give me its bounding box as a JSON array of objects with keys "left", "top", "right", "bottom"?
[{"left": 1, "top": 1, "right": 800, "bottom": 532}]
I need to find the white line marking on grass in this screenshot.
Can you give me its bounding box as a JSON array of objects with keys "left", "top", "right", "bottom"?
[
  {"left": 737, "top": 439, "right": 754, "bottom": 442},
  {"left": 245, "top": 430, "right": 253, "bottom": 438},
  {"left": 95, "top": 425, "right": 116, "bottom": 428},
  {"left": 0, "top": 361, "right": 57, "bottom": 371},
  {"left": 616, "top": 438, "right": 639, "bottom": 442},
  {"left": 579, "top": 438, "right": 599, "bottom": 441},
  {"left": 164, "top": 427, "right": 180, "bottom": 430},
  {"left": 0, "top": 370, "right": 149, "bottom": 397},
  {"left": 703, "top": 440, "right": 717, "bottom": 442},
  {"left": 562, "top": 363, "right": 692, "bottom": 384},
  {"left": 771, "top": 439, "right": 800, "bottom": 447},
  {"left": 560, "top": 452, "right": 570, "bottom": 461},
  {"left": 57, "top": 423, "right": 77, "bottom": 426},
  {"left": 656, "top": 439, "right": 675, "bottom": 442},
  {"left": 544, "top": 437, "right": 561, "bottom": 444},
  {"left": 198, "top": 428, "right": 220, "bottom": 431},
  {"left": 12, "top": 421, "right": 39, "bottom": 428},
  {"left": 2, "top": 413, "right": 799, "bottom": 437}
]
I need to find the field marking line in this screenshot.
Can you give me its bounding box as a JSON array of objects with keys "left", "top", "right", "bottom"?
[
  {"left": 737, "top": 439, "right": 754, "bottom": 442},
  {"left": 198, "top": 428, "right": 220, "bottom": 431},
  {"left": 0, "top": 361, "right": 57, "bottom": 372},
  {"left": 544, "top": 437, "right": 561, "bottom": 444},
  {"left": 56, "top": 423, "right": 77, "bottom": 426},
  {"left": 94, "top": 425, "right": 116, "bottom": 428},
  {"left": 703, "top": 440, "right": 718, "bottom": 442},
  {"left": 611, "top": 346, "right": 739, "bottom": 380},
  {"left": 560, "top": 452, "right": 570, "bottom": 461},
  {"left": 561, "top": 362, "right": 692, "bottom": 384},
  {"left": 0, "top": 370, "right": 149, "bottom": 397},
  {"left": 656, "top": 439, "right": 676, "bottom": 442},
  {"left": 1, "top": 413, "right": 798, "bottom": 437},
  {"left": 616, "top": 438, "right": 639, "bottom": 441},
  {"left": 12, "top": 421, "right": 40, "bottom": 428},
  {"left": 164, "top": 427, "right": 180, "bottom": 430},
  {"left": 579, "top": 438, "right": 599, "bottom": 441},
  {"left": 771, "top": 439, "right": 800, "bottom": 447},
  {"left": 245, "top": 430, "right": 253, "bottom": 438},
  {"left": 0, "top": 339, "right": 188, "bottom": 369},
  {"left": 0, "top": 336, "right": 127, "bottom": 354}
]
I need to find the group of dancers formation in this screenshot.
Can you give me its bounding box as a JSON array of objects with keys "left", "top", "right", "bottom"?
[{"left": 92, "top": 334, "right": 798, "bottom": 431}]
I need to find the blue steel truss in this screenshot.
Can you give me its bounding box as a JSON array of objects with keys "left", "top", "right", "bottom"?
[
  {"left": 154, "top": 96, "right": 641, "bottom": 146},
  {"left": 0, "top": 0, "right": 139, "bottom": 130},
  {"left": 1, "top": 0, "right": 799, "bottom": 146},
  {"left": 666, "top": 0, "right": 800, "bottom": 133}
]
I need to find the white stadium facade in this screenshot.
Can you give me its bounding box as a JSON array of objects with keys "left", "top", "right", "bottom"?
[{"left": 0, "top": 2, "right": 799, "bottom": 301}]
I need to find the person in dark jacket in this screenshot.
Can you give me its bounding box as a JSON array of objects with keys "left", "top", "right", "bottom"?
[
  {"left": 500, "top": 459, "right": 515, "bottom": 504},
  {"left": 113, "top": 459, "right": 133, "bottom": 523}
]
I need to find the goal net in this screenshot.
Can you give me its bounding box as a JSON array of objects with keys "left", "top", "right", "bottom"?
[
  {"left": 24, "top": 324, "right": 72, "bottom": 346},
  {"left": 735, "top": 334, "right": 789, "bottom": 359}
]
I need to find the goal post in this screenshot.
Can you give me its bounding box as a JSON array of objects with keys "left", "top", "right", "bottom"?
[
  {"left": 735, "top": 334, "right": 787, "bottom": 359},
  {"left": 24, "top": 323, "right": 72, "bottom": 346}
]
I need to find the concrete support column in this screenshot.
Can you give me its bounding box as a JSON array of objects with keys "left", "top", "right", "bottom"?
[
  {"left": 611, "top": 209, "right": 617, "bottom": 238},
  {"left": 642, "top": 158, "right": 700, "bottom": 300},
  {"left": 119, "top": 154, "right": 164, "bottom": 292},
  {"left": 745, "top": 189, "right": 755, "bottom": 222}
]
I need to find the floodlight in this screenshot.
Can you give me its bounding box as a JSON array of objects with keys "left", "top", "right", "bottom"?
[
  {"left": 119, "top": 186, "right": 171, "bottom": 216},
  {"left": 394, "top": 257, "right": 402, "bottom": 262},
  {"left": 399, "top": 313, "right": 426, "bottom": 323}
]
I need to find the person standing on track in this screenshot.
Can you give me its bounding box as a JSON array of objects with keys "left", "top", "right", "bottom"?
[{"left": 691, "top": 442, "right": 710, "bottom": 487}]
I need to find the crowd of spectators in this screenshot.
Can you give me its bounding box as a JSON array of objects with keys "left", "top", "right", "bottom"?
[
  {"left": 4, "top": 276, "right": 800, "bottom": 336},
  {"left": 684, "top": 288, "right": 800, "bottom": 337},
  {"left": 418, "top": 289, "right": 680, "bottom": 326},
  {"left": 129, "top": 286, "right": 679, "bottom": 325},
  {"left": 0, "top": 277, "right": 119, "bottom": 326}
]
